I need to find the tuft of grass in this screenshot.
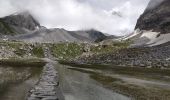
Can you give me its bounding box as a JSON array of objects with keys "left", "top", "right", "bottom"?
[
  {"left": 89, "top": 40, "right": 131, "bottom": 54},
  {"left": 31, "top": 46, "right": 44, "bottom": 58},
  {"left": 51, "top": 43, "right": 83, "bottom": 60},
  {"left": 0, "top": 41, "right": 45, "bottom": 58},
  {"left": 51, "top": 41, "right": 131, "bottom": 61},
  {"left": 0, "top": 58, "right": 46, "bottom": 67}
]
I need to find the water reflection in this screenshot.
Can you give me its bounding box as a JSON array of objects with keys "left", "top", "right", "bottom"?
[
  {"left": 59, "top": 64, "right": 170, "bottom": 100},
  {"left": 56, "top": 64, "right": 130, "bottom": 100},
  {"left": 0, "top": 65, "right": 42, "bottom": 100}
]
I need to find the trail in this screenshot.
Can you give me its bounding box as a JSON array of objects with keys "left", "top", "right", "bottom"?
[{"left": 27, "top": 46, "right": 64, "bottom": 100}]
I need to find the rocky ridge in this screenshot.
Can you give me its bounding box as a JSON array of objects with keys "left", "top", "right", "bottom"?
[{"left": 135, "top": 0, "right": 170, "bottom": 34}]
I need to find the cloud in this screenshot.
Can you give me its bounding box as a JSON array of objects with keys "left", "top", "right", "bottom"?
[
  {"left": 0, "top": 0, "right": 19, "bottom": 17},
  {"left": 0, "top": 0, "right": 150, "bottom": 35}
]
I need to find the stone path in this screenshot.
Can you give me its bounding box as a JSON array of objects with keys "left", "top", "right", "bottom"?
[{"left": 27, "top": 46, "right": 64, "bottom": 100}]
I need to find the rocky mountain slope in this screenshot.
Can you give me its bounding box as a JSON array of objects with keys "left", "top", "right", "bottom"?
[
  {"left": 74, "top": 41, "right": 170, "bottom": 68},
  {"left": 72, "top": 0, "right": 170, "bottom": 67},
  {"left": 12, "top": 28, "right": 107, "bottom": 43},
  {"left": 0, "top": 11, "right": 40, "bottom": 36},
  {"left": 135, "top": 0, "right": 170, "bottom": 34},
  {"left": 123, "top": 0, "right": 170, "bottom": 46},
  {"left": 0, "top": 11, "right": 108, "bottom": 43}
]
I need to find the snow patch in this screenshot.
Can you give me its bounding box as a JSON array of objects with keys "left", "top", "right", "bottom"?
[
  {"left": 119, "top": 29, "right": 170, "bottom": 46},
  {"left": 132, "top": 30, "right": 170, "bottom": 46},
  {"left": 139, "top": 30, "right": 170, "bottom": 46},
  {"left": 149, "top": 33, "right": 170, "bottom": 46},
  {"left": 118, "top": 29, "right": 141, "bottom": 40},
  {"left": 140, "top": 31, "right": 159, "bottom": 40},
  {"left": 36, "top": 26, "right": 40, "bottom": 30}
]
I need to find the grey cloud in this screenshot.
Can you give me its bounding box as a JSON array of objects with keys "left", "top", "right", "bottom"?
[
  {"left": 0, "top": 0, "right": 150, "bottom": 35},
  {"left": 146, "top": 0, "right": 164, "bottom": 10}
]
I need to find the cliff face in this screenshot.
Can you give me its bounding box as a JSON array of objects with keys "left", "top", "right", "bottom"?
[{"left": 135, "top": 0, "right": 170, "bottom": 34}]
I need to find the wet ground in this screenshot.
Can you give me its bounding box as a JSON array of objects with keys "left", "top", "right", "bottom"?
[
  {"left": 1, "top": 62, "right": 170, "bottom": 100},
  {"left": 56, "top": 64, "right": 131, "bottom": 100},
  {"left": 57, "top": 64, "right": 170, "bottom": 100},
  {"left": 0, "top": 65, "right": 42, "bottom": 100}
]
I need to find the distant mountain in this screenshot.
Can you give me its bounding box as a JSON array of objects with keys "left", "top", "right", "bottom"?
[
  {"left": 0, "top": 11, "right": 111, "bottom": 43},
  {"left": 12, "top": 28, "right": 107, "bottom": 43},
  {"left": 0, "top": 11, "right": 40, "bottom": 36}
]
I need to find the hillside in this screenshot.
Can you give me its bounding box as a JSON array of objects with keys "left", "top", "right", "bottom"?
[
  {"left": 121, "top": 0, "right": 170, "bottom": 46},
  {"left": 135, "top": 0, "right": 170, "bottom": 34},
  {"left": 0, "top": 11, "right": 40, "bottom": 36},
  {"left": 71, "top": 0, "right": 170, "bottom": 68},
  {"left": 12, "top": 28, "right": 107, "bottom": 43},
  {"left": 0, "top": 12, "right": 109, "bottom": 43}
]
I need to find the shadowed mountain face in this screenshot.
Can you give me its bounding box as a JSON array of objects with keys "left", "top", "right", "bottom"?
[
  {"left": 135, "top": 0, "right": 170, "bottom": 34},
  {"left": 2, "top": 12, "right": 40, "bottom": 31},
  {"left": 0, "top": 11, "right": 40, "bottom": 35}
]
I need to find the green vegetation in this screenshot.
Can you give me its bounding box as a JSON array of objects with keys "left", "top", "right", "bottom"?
[
  {"left": 0, "top": 66, "right": 42, "bottom": 95},
  {"left": 63, "top": 63, "right": 170, "bottom": 82},
  {"left": 68, "top": 65, "right": 170, "bottom": 100},
  {"left": 0, "top": 40, "right": 131, "bottom": 63},
  {"left": 91, "top": 41, "right": 131, "bottom": 54},
  {"left": 0, "top": 19, "right": 17, "bottom": 35},
  {"left": 31, "top": 45, "right": 44, "bottom": 58},
  {"left": 0, "top": 58, "right": 46, "bottom": 67},
  {"left": 51, "top": 41, "right": 131, "bottom": 61},
  {"left": 51, "top": 43, "right": 84, "bottom": 60},
  {"left": 0, "top": 41, "right": 27, "bottom": 57},
  {"left": 0, "top": 41, "right": 46, "bottom": 58}
]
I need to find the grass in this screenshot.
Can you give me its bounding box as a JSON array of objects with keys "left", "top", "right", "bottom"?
[
  {"left": 0, "top": 58, "right": 46, "bottom": 67},
  {"left": 0, "top": 41, "right": 28, "bottom": 57},
  {"left": 90, "top": 40, "right": 131, "bottom": 54},
  {"left": 0, "top": 65, "right": 43, "bottom": 96},
  {"left": 0, "top": 41, "right": 46, "bottom": 58},
  {"left": 0, "top": 40, "right": 131, "bottom": 63},
  {"left": 51, "top": 43, "right": 84, "bottom": 60},
  {"left": 68, "top": 66, "right": 170, "bottom": 100},
  {"left": 31, "top": 45, "right": 44, "bottom": 58},
  {"left": 62, "top": 63, "right": 170, "bottom": 82},
  {"left": 51, "top": 41, "right": 130, "bottom": 61},
  {"left": 0, "top": 19, "right": 17, "bottom": 35}
]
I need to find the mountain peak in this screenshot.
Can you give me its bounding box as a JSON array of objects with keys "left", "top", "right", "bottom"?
[
  {"left": 12, "top": 11, "right": 32, "bottom": 16},
  {"left": 145, "top": 0, "right": 165, "bottom": 11},
  {"left": 2, "top": 11, "right": 40, "bottom": 31}
]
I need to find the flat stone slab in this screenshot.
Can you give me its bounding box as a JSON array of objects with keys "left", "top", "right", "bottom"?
[{"left": 27, "top": 63, "right": 64, "bottom": 100}]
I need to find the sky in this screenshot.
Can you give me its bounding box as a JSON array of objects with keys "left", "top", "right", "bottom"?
[{"left": 0, "top": 0, "right": 150, "bottom": 35}]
